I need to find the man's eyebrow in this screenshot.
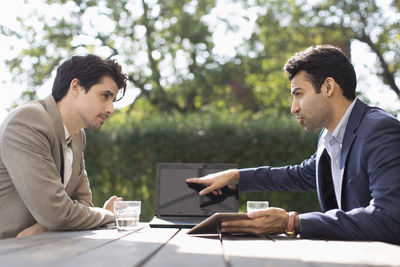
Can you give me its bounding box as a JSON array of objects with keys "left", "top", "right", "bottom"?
[{"left": 291, "top": 87, "right": 301, "bottom": 94}]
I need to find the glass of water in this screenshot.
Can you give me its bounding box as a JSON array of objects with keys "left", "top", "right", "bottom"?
[
  {"left": 114, "top": 201, "right": 141, "bottom": 231},
  {"left": 246, "top": 201, "right": 269, "bottom": 213}
]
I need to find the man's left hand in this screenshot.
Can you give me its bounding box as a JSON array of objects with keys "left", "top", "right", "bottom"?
[
  {"left": 103, "top": 195, "right": 123, "bottom": 214},
  {"left": 220, "top": 208, "right": 288, "bottom": 236},
  {"left": 17, "top": 222, "right": 47, "bottom": 238}
]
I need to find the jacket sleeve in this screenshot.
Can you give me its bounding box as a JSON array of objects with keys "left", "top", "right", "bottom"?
[
  {"left": 300, "top": 114, "right": 400, "bottom": 245},
  {"left": 1, "top": 105, "right": 114, "bottom": 231},
  {"left": 239, "top": 154, "right": 317, "bottom": 192}
]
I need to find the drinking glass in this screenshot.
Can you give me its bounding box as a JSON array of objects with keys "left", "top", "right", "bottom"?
[
  {"left": 114, "top": 201, "right": 141, "bottom": 231},
  {"left": 246, "top": 201, "right": 269, "bottom": 213}
]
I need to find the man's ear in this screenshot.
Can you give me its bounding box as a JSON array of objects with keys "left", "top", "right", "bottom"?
[
  {"left": 69, "top": 78, "right": 82, "bottom": 97},
  {"left": 324, "top": 77, "right": 336, "bottom": 97}
]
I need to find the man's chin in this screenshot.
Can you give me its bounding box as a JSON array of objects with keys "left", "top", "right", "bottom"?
[
  {"left": 86, "top": 124, "right": 102, "bottom": 131},
  {"left": 303, "top": 125, "right": 322, "bottom": 133}
]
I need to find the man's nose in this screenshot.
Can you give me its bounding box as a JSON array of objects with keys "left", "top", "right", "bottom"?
[
  {"left": 106, "top": 101, "right": 114, "bottom": 116},
  {"left": 291, "top": 100, "right": 299, "bottom": 115}
]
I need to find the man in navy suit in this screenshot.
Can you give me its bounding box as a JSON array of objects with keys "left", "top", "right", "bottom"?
[{"left": 187, "top": 45, "right": 400, "bottom": 244}]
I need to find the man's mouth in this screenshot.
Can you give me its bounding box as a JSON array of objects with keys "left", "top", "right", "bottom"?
[
  {"left": 296, "top": 116, "right": 304, "bottom": 125},
  {"left": 99, "top": 115, "right": 107, "bottom": 124}
]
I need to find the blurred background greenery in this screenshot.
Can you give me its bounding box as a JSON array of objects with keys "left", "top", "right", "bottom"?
[
  {"left": 85, "top": 111, "right": 320, "bottom": 220},
  {"left": 1, "top": 0, "right": 399, "bottom": 221}
]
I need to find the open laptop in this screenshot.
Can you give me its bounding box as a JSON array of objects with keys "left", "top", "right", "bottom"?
[{"left": 149, "top": 163, "right": 239, "bottom": 228}]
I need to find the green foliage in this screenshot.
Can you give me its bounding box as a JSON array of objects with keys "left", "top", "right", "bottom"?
[
  {"left": 85, "top": 111, "right": 319, "bottom": 221},
  {"left": 310, "top": 0, "right": 400, "bottom": 98},
  {"left": 2, "top": 0, "right": 398, "bottom": 114}
]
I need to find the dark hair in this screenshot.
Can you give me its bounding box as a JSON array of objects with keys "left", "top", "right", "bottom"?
[
  {"left": 283, "top": 45, "right": 356, "bottom": 100},
  {"left": 52, "top": 54, "right": 128, "bottom": 102}
]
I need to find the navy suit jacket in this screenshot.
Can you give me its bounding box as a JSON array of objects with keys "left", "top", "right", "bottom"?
[{"left": 239, "top": 99, "right": 400, "bottom": 244}]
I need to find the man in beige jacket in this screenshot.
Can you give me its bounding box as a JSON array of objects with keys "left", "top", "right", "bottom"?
[{"left": 0, "top": 54, "right": 127, "bottom": 238}]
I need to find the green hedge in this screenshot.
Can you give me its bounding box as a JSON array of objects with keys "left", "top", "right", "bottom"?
[{"left": 84, "top": 112, "right": 320, "bottom": 221}]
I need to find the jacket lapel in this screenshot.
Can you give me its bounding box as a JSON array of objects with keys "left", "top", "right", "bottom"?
[
  {"left": 338, "top": 99, "right": 367, "bottom": 203},
  {"left": 340, "top": 99, "right": 367, "bottom": 168},
  {"left": 43, "top": 95, "right": 66, "bottom": 183}
]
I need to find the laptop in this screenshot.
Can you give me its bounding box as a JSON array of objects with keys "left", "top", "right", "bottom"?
[{"left": 149, "top": 163, "right": 239, "bottom": 228}]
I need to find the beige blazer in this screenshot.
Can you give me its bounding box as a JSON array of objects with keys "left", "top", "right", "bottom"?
[{"left": 0, "top": 95, "right": 114, "bottom": 238}]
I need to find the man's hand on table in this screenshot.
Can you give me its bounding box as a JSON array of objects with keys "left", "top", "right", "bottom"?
[
  {"left": 17, "top": 222, "right": 47, "bottom": 238},
  {"left": 220, "top": 208, "right": 294, "bottom": 236},
  {"left": 103, "top": 195, "right": 123, "bottom": 214}
]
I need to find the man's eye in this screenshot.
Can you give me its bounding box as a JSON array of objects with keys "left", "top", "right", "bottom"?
[{"left": 103, "top": 94, "right": 109, "bottom": 100}]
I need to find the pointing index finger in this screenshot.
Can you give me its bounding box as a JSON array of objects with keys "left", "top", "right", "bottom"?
[
  {"left": 199, "top": 186, "right": 214, "bottom": 196},
  {"left": 185, "top": 178, "right": 199, "bottom": 183}
]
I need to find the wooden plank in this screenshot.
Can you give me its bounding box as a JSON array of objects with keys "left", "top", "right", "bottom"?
[
  {"left": 2, "top": 226, "right": 399, "bottom": 267},
  {"left": 222, "top": 234, "right": 311, "bottom": 267},
  {"left": 0, "top": 230, "right": 95, "bottom": 256},
  {"left": 55, "top": 226, "right": 180, "bottom": 267},
  {"left": 143, "top": 229, "right": 227, "bottom": 267},
  {"left": 273, "top": 238, "right": 400, "bottom": 266},
  {"left": 224, "top": 234, "right": 400, "bottom": 267},
  {"left": 0, "top": 226, "right": 145, "bottom": 267}
]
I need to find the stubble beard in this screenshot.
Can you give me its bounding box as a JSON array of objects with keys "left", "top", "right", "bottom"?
[
  {"left": 83, "top": 115, "right": 104, "bottom": 131},
  {"left": 302, "top": 101, "right": 330, "bottom": 133}
]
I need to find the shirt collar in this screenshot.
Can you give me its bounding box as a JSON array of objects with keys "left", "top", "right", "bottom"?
[
  {"left": 63, "top": 124, "right": 72, "bottom": 144},
  {"left": 332, "top": 99, "right": 357, "bottom": 145},
  {"left": 321, "top": 99, "right": 357, "bottom": 148}
]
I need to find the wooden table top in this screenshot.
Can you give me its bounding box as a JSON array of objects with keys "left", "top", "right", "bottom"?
[{"left": 0, "top": 223, "right": 399, "bottom": 267}]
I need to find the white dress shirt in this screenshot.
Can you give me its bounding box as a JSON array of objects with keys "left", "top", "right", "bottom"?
[
  {"left": 63, "top": 124, "right": 73, "bottom": 187},
  {"left": 321, "top": 99, "right": 356, "bottom": 209}
]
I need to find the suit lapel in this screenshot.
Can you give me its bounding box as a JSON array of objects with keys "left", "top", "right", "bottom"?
[
  {"left": 43, "top": 95, "right": 66, "bottom": 183},
  {"left": 340, "top": 99, "right": 367, "bottom": 167},
  {"left": 338, "top": 99, "right": 368, "bottom": 205}
]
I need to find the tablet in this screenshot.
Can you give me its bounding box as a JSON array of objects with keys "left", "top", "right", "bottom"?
[{"left": 187, "top": 212, "right": 248, "bottom": 234}]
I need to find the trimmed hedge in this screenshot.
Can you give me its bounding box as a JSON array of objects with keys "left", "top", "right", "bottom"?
[{"left": 85, "top": 112, "right": 320, "bottom": 221}]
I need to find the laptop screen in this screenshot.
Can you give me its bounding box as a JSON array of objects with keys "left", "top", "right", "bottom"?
[{"left": 155, "top": 163, "right": 239, "bottom": 217}]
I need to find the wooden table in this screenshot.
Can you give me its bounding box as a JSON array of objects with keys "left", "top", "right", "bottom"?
[{"left": 1, "top": 224, "right": 399, "bottom": 267}]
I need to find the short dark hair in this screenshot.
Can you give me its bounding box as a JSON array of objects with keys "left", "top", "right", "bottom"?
[
  {"left": 283, "top": 45, "right": 356, "bottom": 100},
  {"left": 52, "top": 54, "right": 128, "bottom": 102}
]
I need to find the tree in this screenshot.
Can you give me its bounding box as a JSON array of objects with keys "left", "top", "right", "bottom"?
[
  {"left": 1, "top": 0, "right": 398, "bottom": 114},
  {"left": 312, "top": 0, "right": 400, "bottom": 98},
  {"left": 250, "top": 0, "right": 400, "bottom": 98},
  {"left": 3, "top": 0, "right": 235, "bottom": 113}
]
